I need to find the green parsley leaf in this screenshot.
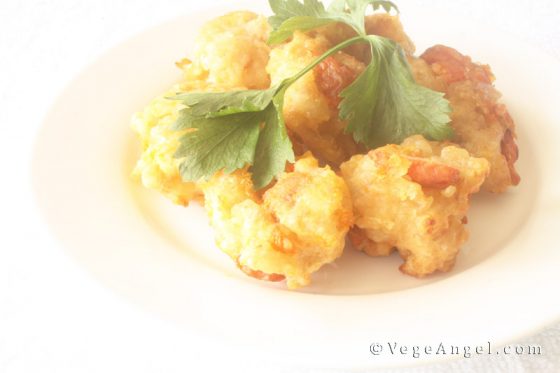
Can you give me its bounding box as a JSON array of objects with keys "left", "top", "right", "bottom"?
[
  {"left": 268, "top": 0, "right": 328, "bottom": 29},
  {"left": 268, "top": 0, "right": 399, "bottom": 44},
  {"left": 268, "top": 16, "right": 334, "bottom": 45},
  {"left": 172, "top": 84, "right": 294, "bottom": 188},
  {"left": 371, "top": 0, "right": 399, "bottom": 13},
  {"left": 172, "top": 88, "right": 277, "bottom": 117},
  {"left": 174, "top": 111, "right": 263, "bottom": 181},
  {"left": 340, "top": 37, "right": 452, "bottom": 148}
]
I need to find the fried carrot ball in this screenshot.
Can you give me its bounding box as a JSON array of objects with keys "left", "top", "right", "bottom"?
[
  {"left": 131, "top": 85, "right": 202, "bottom": 206},
  {"left": 201, "top": 154, "right": 353, "bottom": 289},
  {"left": 340, "top": 135, "right": 489, "bottom": 277},
  {"left": 179, "top": 11, "right": 272, "bottom": 89},
  {"left": 412, "top": 45, "right": 520, "bottom": 193}
]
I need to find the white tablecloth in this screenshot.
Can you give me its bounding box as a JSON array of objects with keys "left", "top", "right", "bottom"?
[{"left": 1, "top": 0, "right": 558, "bottom": 372}]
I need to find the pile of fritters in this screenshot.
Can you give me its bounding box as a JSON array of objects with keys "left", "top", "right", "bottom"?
[{"left": 132, "top": 11, "right": 520, "bottom": 288}]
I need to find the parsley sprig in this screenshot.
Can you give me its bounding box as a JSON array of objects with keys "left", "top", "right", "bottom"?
[
  {"left": 171, "top": 0, "right": 452, "bottom": 189},
  {"left": 172, "top": 86, "right": 293, "bottom": 189}
]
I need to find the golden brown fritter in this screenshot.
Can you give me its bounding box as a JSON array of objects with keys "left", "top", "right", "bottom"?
[
  {"left": 340, "top": 135, "right": 489, "bottom": 277},
  {"left": 412, "top": 45, "right": 520, "bottom": 193},
  {"left": 201, "top": 154, "right": 353, "bottom": 289},
  {"left": 131, "top": 85, "right": 202, "bottom": 206}
]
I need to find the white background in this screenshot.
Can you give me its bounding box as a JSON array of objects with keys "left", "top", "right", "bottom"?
[{"left": 1, "top": 0, "right": 559, "bottom": 372}]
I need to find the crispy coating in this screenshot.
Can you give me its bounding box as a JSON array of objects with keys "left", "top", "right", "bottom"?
[
  {"left": 180, "top": 11, "right": 271, "bottom": 89},
  {"left": 267, "top": 31, "right": 365, "bottom": 166},
  {"left": 340, "top": 135, "right": 489, "bottom": 277},
  {"left": 412, "top": 45, "right": 520, "bottom": 193},
  {"left": 201, "top": 154, "right": 353, "bottom": 289}
]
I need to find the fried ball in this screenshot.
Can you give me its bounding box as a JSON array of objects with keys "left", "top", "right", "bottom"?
[
  {"left": 131, "top": 84, "right": 202, "bottom": 206},
  {"left": 133, "top": 12, "right": 274, "bottom": 204},
  {"left": 340, "top": 135, "right": 489, "bottom": 277},
  {"left": 267, "top": 31, "right": 365, "bottom": 166},
  {"left": 412, "top": 45, "right": 520, "bottom": 193},
  {"left": 201, "top": 154, "right": 353, "bottom": 289},
  {"left": 180, "top": 11, "right": 271, "bottom": 89}
]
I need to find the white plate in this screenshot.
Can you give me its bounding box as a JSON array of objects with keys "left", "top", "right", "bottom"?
[{"left": 32, "top": 1, "right": 560, "bottom": 369}]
